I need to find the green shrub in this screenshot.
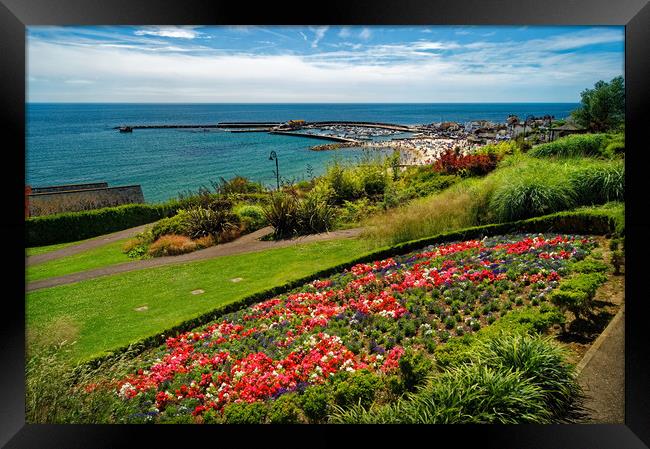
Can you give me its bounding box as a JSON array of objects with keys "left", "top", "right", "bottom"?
[
  {"left": 214, "top": 175, "right": 265, "bottom": 195},
  {"left": 398, "top": 348, "right": 434, "bottom": 392},
  {"left": 529, "top": 134, "right": 611, "bottom": 158},
  {"left": 357, "top": 164, "right": 389, "bottom": 196},
  {"left": 26, "top": 202, "right": 179, "bottom": 246},
  {"left": 324, "top": 161, "right": 363, "bottom": 204},
  {"left": 235, "top": 204, "right": 267, "bottom": 232},
  {"left": 559, "top": 272, "right": 608, "bottom": 298},
  {"left": 150, "top": 213, "right": 190, "bottom": 240},
  {"left": 300, "top": 384, "right": 331, "bottom": 423},
  {"left": 182, "top": 206, "right": 241, "bottom": 239},
  {"left": 262, "top": 193, "right": 300, "bottom": 239},
  {"left": 222, "top": 401, "right": 268, "bottom": 424},
  {"left": 550, "top": 272, "right": 607, "bottom": 320},
  {"left": 569, "top": 258, "right": 609, "bottom": 274},
  {"left": 296, "top": 189, "right": 336, "bottom": 235},
  {"left": 333, "top": 370, "right": 381, "bottom": 409},
  {"left": 267, "top": 393, "right": 302, "bottom": 424}
]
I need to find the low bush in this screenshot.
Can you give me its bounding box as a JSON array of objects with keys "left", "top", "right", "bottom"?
[
  {"left": 27, "top": 202, "right": 179, "bottom": 247},
  {"left": 147, "top": 235, "right": 199, "bottom": 257},
  {"left": 235, "top": 204, "right": 267, "bottom": 232},
  {"left": 182, "top": 206, "right": 241, "bottom": 240},
  {"left": 398, "top": 347, "right": 434, "bottom": 392},
  {"left": 150, "top": 213, "right": 190, "bottom": 241},
  {"left": 222, "top": 401, "right": 268, "bottom": 424},
  {"left": 324, "top": 161, "right": 363, "bottom": 204},
  {"left": 550, "top": 272, "right": 607, "bottom": 320},
  {"left": 433, "top": 149, "right": 500, "bottom": 176},
  {"left": 267, "top": 393, "right": 302, "bottom": 424},
  {"left": 333, "top": 370, "right": 382, "bottom": 409},
  {"left": 300, "top": 384, "right": 331, "bottom": 423},
  {"left": 213, "top": 176, "right": 265, "bottom": 195}
]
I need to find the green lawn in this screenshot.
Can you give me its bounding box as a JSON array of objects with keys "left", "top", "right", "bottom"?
[
  {"left": 26, "top": 237, "right": 373, "bottom": 363},
  {"left": 26, "top": 239, "right": 91, "bottom": 257},
  {"left": 26, "top": 238, "right": 133, "bottom": 282}
]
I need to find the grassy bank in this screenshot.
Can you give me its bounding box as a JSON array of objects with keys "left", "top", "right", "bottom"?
[{"left": 363, "top": 155, "right": 623, "bottom": 245}]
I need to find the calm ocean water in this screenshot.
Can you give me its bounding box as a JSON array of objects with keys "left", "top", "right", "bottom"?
[{"left": 26, "top": 103, "right": 578, "bottom": 202}]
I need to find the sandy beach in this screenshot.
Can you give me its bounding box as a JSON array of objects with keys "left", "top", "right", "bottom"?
[{"left": 360, "top": 137, "right": 479, "bottom": 165}]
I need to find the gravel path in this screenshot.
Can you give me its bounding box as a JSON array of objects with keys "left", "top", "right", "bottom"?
[{"left": 26, "top": 226, "right": 363, "bottom": 292}]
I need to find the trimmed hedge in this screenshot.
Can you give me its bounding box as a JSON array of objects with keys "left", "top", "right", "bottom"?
[
  {"left": 79, "top": 205, "right": 623, "bottom": 371},
  {"left": 27, "top": 202, "right": 180, "bottom": 247}
]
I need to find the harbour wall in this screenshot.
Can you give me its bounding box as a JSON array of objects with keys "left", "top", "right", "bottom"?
[{"left": 27, "top": 184, "right": 145, "bottom": 217}]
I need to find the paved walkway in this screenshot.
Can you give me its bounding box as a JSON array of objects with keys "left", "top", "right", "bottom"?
[
  {"left": 577, "top": 305, "right": 625, "bottom": 423},
  {"left": 26, "top": 226, "right": 363, "bottom": 292},
  {"left": 27, "top": 223, "right": 152, "bottom": 265}
]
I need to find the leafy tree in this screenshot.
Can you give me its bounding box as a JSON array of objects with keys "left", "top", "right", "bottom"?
[{"left": 571, "top": 76, "right": 624, "bottom": 132}]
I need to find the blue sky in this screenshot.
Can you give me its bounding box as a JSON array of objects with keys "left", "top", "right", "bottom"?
[{"left": 27, "top": 25, "right": 624, "bottom": 103}]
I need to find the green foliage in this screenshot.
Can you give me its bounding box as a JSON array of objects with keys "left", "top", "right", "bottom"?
[
  {"left": 333, "top": 370, "right": 382, "bottom": 409},
  {"left": 569, "top": 258, "right": 609, "bottom": 274},
  {"left": 300, "top": 384, "right": 331, "bottom": 423},
  {"left": 27, "top": 202, "right": 179, "bottom": 247},
  {"left": 569, "top": 162, "right": 624, "bottom": 205},
  {"left": 222, "top": 401, "right": 268, "bottom": 424},
  {"left": 296, "top": 188, "right": 336, "bottom": 234},
  {"left": 213, "top": 175, "right": 265, "bottom": 195},
  {"left": 529, "top": 133, "right": 618, "bottom": 159},
  {"left": 182, "top": 206, "right": 241, "bottom": 239},
  {"left": 324, "top": 160, "right": 363, "bottom": 204},
  {"left": 550, "top": 272, "right": 607, "bottom": 320},
  {"left": 267, "top": 393, "right": 302, "bottom": 424},
  {"left": 150, "top": 213, "right": 190, "bottom": 241},
  {"left": 489, "top": 174, "right": 576, "bottom": 222},
  {"left": 262, "top": 192, "right": 300, "bottom": 239},
  {"left": 571, "top": 76, "right": 625, "bottom": 132},
  {"left": 234, "top": 204, "right": 267, "bottom": 232},
  {"left": 398, "top": 348, "right": 434, "bottom": 392},
  {"left": 476, "top": 333, "right": 583, "bottom": 420}
]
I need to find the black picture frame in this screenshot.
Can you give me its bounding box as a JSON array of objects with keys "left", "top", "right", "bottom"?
[{"left": 2, "top": 1, "right": 649, "bottom": 447}]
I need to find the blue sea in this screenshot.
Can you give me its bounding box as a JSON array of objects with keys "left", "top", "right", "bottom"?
[{"left": 26, "top": 103, "right": 578, "bottom": 203}]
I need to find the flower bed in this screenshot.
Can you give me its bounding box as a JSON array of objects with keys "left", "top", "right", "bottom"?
[{"left": 115, "top": 233, "right": 597, "bottom": 422}]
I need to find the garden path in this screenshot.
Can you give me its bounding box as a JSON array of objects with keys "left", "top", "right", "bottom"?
[
  {"left": 26, "top": 226, "right": 363, "bottom": 292},
  {"left": 577, "top": 304, "right": 625, "bottom": 423},
  {"left": 27, "top": 223, "right": 153, "bottom": 265}
]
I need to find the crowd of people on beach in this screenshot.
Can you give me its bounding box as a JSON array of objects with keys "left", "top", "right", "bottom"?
[{"left": 362, "top": 137, "right": 478, "bottom": 165}]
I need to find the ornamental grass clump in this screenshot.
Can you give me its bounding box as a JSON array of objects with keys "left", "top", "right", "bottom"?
[
  {"left": 569, "top": 162, "right": 624, "bottom": 206},
  {"left": 476, "top": 333, "right": 585, "bottom": 421},
  {"left": 489, "top": 173, "right": 576, "bottom": 222}
]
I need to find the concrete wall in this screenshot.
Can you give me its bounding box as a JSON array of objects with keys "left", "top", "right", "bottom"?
[
  {"left": 28, "top": 185, "right": 145, "bottom": 217},
  {"left": 31, "top": 182, "right": 109, "bottom": 194}
]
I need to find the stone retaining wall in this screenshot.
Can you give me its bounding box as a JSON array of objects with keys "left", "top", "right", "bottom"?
[{"left": 28, "top": 184, "right": 145, "bottom": 217}]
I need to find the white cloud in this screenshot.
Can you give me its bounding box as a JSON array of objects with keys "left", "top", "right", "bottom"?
[
  {"left": 134, "top": 26, "right": 202, "bottom": 39},
  {"left": 338, "top": 27, "right": 351, "bottom": 38},
  {"left": 359, "top": 28, "right": 372, "bottom": 40},
  {"left": 309, "top": 26, "right": 329, "bottom": 48},
  {"left": 27, "top": 27, "right": 624, "bottom": 103}
]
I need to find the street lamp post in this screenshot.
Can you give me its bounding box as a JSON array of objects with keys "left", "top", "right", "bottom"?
[{"left": 269, "top": 151, "right": 280, "bottom": 190}]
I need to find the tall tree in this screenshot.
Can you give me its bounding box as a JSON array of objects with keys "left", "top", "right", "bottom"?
[{"left": 571, "top": 76, "right": 624, "bottom": 132}]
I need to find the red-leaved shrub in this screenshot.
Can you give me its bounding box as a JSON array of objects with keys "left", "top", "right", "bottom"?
[{"left": 433, "top": 149, "right": 500, "bottom": 176}]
